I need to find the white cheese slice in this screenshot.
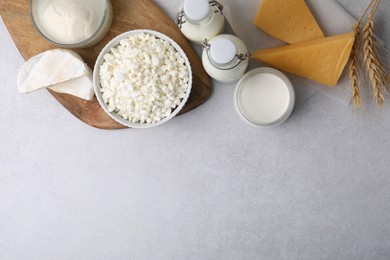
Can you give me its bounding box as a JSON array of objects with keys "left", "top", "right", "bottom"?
[
  {"left": 17, "top": 49, "right": 95, "bottom": 101},
  {"left": 49, "top": 74, "right": 94, "bottom": 101}
]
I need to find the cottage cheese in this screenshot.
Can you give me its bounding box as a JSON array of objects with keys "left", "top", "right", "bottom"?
[{"left": 99, "top": 33, "right": 190, "bottom": 124}]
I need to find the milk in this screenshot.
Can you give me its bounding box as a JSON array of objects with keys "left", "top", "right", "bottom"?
[
  {"left": 235, "top": 68, "right": 295, "bottom": 127},
  {"left": 177, "top": 0, "right": 225, "bottom": 44},
  {"left": 202, "top": 34, "right": 249, "bottom": 83}
]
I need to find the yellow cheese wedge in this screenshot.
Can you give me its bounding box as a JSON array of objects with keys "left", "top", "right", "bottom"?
[
  {"left": 252, "top": 32, "right": 355, "bottom": 86},
  {"left": 254, "top": 0, "right": 324, "bottom": 44}
]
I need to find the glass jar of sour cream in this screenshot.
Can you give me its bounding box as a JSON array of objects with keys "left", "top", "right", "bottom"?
[{"left": 30, "top": 0, "right": 113, "bottom": 48}]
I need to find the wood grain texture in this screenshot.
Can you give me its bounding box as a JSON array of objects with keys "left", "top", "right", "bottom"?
[{"left": 0, "top": 0, "right": 212, "bottom": 129}]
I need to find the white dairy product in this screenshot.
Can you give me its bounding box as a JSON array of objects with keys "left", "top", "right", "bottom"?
[
  {"left": 41, "top": 0, "right": 98, "bottom": 44},
  {"left": 50, "top": 74, "right": 94, "bottom": 101},
  {"left": 17, "top": 49, "right": 94, "bottom": 101},
  {"left": 98, "top": 33, "right": 190, "bottom": 124},
  {"left": 31, "top": 0, "right": 112, "bottom": 47},
  {"left": 202, "top": 34, "right": 249, "bottom": 83},
  {"left": 235, "top": 68, "right": 295, "bottom": 127},
  {"left": 240, "top": 73, "right": 289, "bottom": 124},
  {"left": 177, "top": 0, "right": 225, "bottom": 44}
]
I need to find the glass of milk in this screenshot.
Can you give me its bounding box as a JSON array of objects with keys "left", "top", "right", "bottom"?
[
  {"left": 234, "top": 68, "right": 295, "bottom": 127},
  {"left": 30, "top": 0, "right": 113, "bottom": 48}
]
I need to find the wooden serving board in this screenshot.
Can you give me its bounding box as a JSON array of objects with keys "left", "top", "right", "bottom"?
[{"left": 0, "top": 0, "right": 212, "bottom": 129}]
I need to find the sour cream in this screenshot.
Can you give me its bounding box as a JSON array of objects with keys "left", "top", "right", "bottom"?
[
  {"left": 42, "top": 0, "right": 99, "bottom": 44},
  {"left": 30, "top": 0, "right": 112, "bottom": 47}
]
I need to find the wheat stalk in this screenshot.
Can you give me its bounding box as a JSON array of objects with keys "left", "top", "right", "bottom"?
[
  {"left": 348, "top": 24, "right": 362, "bottom": 109},
  {"left": 347, "top": 0, "right": 377, "bottom": 109},
  {"left": 373, "top": 43, "right": 390, "bottom": 88},
  {"left": 362, "top": 0, "right": 386, "bottom": 107}
]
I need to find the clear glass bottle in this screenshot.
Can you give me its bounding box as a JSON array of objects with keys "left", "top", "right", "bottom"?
[
  {"left": 176, "top": 0, "right": 225, "bottom": 44},
  {"left": 201, "top": 34, "right": 250, "bottom": 83}
]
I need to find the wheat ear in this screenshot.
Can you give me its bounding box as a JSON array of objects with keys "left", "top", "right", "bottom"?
[
  {"left": 362, "top": 0, "right": 385, "bottom": 107},
  {"left": 348, "top": 24, "right": 362, "bottom": 108},
  {"left": 367, "top": 0, "right": 389, "bottom": 89},
  {"left": 347, "top": 0, "right": 377, "bottom": 109}
]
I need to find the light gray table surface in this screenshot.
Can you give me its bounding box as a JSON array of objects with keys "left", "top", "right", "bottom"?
[{"left": 1, "top": 0, "right": 389, "bottom": 259}]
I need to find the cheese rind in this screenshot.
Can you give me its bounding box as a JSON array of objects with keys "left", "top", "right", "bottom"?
[
  {"left": 252, "top": 32, "right": 355, "bottom": 86},
  {"left": 17, "top": 49, "right": 94, "bottom": 100},
  {"left": 254, "top": 0, "right": 324, "bottom": 44}
]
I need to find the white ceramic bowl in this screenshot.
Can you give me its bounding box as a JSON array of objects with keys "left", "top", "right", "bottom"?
[{"left": 93, "top": 29, "right": 193, "bottom": 128}]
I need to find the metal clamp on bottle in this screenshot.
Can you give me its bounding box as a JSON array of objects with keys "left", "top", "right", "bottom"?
[
  {"left": 202, "top": 39, "right": 250, "bottom": 71},
  {"left": 176, "top": 0, "right": 224, "bottom": 28},
  {"left": 201, "top": 34, "right": 250, "bottom": 83},
  {"left": 176, "top": 10, "right": 186, "bottom": 29},
  {"left": 209, "top": 0, "right": 224, "bottom": 15}
]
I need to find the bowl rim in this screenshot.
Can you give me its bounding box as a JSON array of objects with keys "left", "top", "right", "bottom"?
[
  {"left": 93, "top": 29, "right": 193, "bottom": 129},
  {"left": 29, "top": 0, "right": 111, "bottom": 48}
]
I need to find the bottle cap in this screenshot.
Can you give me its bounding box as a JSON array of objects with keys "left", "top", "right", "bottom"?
[
  {"left": 183, "top": 0, "right": 210, "bottom": 21},
  {"left": 210, "top": 38, "right": 237, "bottom": 65}
]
